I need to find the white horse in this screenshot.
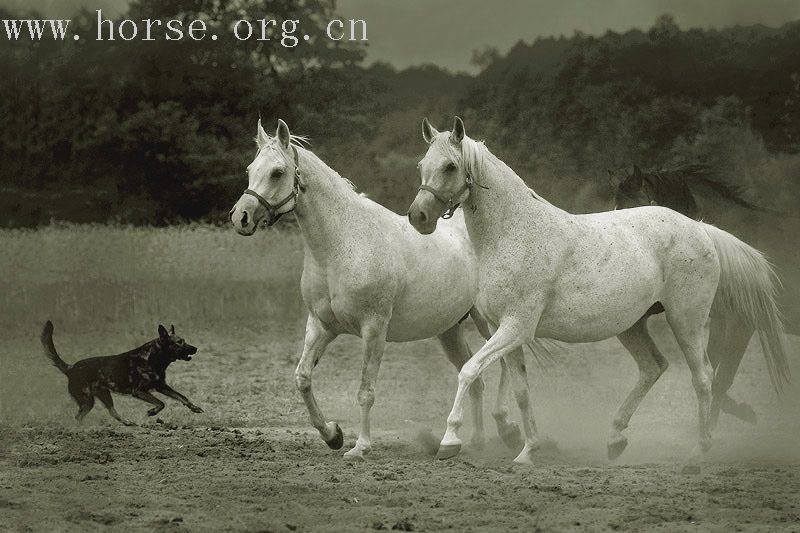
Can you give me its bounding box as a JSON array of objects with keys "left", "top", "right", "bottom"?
[
  {"left": 229, "top": 119, "right": 526, "bottom": 459},
  {"left": 406, "top": 117, "right": 789, "bottom": 463}
]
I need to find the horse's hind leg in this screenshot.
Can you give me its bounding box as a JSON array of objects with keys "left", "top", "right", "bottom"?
[
  {"left": 294, "top": 315, "right": 341, "bottom": 449},
  {"left": 504, "top": 347, "right": 542, "bottom": 464},
  {"left": 494, "top": 358, "right": 524, "bottom": 450},
  {"left": 666, "top": 311, "right": 715, "bottom": 455},
  {"left": 709, "top": 316, "right": 755, "bottom": 427},
  {"left": 437, "top": 324, "right": 486, "bottom": 449},
  {"left": 608, "top": 317, "right": 668, "bottom": 459}
]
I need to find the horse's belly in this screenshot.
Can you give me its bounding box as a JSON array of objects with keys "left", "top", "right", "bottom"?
[
  {"left": 537, "top": 275, "right": 661, "bottom": 342},
  {"left": 386, "top": 267, "right": 475, "bottom": 342}
]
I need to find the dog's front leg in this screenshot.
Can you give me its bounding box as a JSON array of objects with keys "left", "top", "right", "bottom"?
[
  {"left": 132, "top": 390, "right": 166, "bottom": 416},
  {"left": 156, "top": 383, "right": 204, "bottom": 413}
]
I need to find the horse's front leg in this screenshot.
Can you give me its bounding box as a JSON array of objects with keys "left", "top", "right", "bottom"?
[
  {"left": 295, "top": 315, "right": 341, "bottom": 449},
  {"left": 437, "top": 323, "right": 486, "bottom": 450},
  {"left": 471, "top": 309, "right": 522, "bottom": 451},
  {"left": 343, "top": 318, "right": 389, "bottom": 460},
  {"left": 438, "top": 320, "right": 525, "bottom": 460}
]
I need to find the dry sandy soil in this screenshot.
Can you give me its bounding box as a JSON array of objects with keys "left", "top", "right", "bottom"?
[{"left": 2, "top": 319, "right": 800, "bottom": 532}]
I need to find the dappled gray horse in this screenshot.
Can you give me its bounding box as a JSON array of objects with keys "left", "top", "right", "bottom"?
[
  {"left": 229, "top": 119, "right": 525, "bottom": 459},
  {"left": 406, "top": 117, "right": 788, "bottom": 463}
]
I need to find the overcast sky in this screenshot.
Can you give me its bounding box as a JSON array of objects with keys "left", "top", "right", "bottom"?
[{"left": 5, "top": 0, "right": 800, "bottom": 72}]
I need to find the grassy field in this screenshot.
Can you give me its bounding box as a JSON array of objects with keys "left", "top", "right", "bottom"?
[{"left": 1, "top": 224, "right": 800, "bottom": 531}]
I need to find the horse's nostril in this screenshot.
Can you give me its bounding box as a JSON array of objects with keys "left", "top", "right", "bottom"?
[
  {"left": 240, "top": 211, "right": 249, "bottom": 227},
  {"left": 418, "top": 210, "right": 428, "bottom": 225}
]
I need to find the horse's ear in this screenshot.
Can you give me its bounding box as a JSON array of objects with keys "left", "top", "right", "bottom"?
[
  {"left": 256, "top": 118, "right": 270, "bottom": 149},
  {"left": 631, "top": 165, "right": 643, "bottom": 188},
  {"left": 158, "top": 324, "right": 169, "bottom": 339},
  {"left": 422, "top": 118, "right": 438, "bottom": 144},
  {"left": 452, "top": 116, "right": 465, "bottom": 144},
  {"left": 169, "top": 324, "right": 175, "bottom": 334},
  {"left": 276, "top": 119, "right": 291, "bottom": 149}
]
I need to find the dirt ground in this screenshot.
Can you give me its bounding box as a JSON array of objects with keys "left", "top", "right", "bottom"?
[{"left": 2, "top": 319, "right": 800, "bottom": 532}]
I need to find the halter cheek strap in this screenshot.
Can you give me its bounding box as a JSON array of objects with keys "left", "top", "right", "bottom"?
[
  {"left": 240, "top": 145, "right": 303, "bottom": 227},
  {"left": 418, "top": 181, "right": 470, "bottom": 219}
]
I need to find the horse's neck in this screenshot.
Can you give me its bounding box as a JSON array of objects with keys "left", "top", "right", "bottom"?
[
  {"left": 464, "top": 156, "right": 560, "bottom": 249},
  {"left": 294, "top": 152, "right": 359, "bottom": 264}
]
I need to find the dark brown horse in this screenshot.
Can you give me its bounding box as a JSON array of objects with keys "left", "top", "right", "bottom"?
[{"left": 613, "top": 164, "right": 798, "bottom": 427}]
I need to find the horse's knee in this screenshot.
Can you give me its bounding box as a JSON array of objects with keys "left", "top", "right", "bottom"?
[
  {"left": 294, "top": 369, "right": 312, "bottom": 393},
  {"left": 458, "top": 364, "right": 479, "bottom": 387},
  {"left": 357, "top": 387, "right": 375, "bottom": 409},
  {"left": 692, "top": 372, "right": 712, "bottom": 400},
  {"left": 468, "top": 376, "right": 485, "bottom": 397}
]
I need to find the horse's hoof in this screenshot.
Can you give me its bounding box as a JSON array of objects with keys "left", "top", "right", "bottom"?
[
  {"left": 607, "top": 434, "right": 628, "bottom": 460},
  {"left": 324, "top": 423, "right": 344, "bottom": 450},
  {"left": 512, "top": 444, "right": 538, "bottom": 465},
  {"left": 498, "top": 422, "right": 523, "bottom": 451},
  {"left": 343, "top": 447, "right": 367, "bottom": 461},
  {"left": 436, "top": 443, "right": 462, "bottom": 460}
]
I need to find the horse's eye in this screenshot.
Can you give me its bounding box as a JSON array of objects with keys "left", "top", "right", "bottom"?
[
  {"left": 445, "top": 162, "right": 456, "bottom": 172},
  {"left": 271, "top": 169, "right": 284, "bottom": 179}
]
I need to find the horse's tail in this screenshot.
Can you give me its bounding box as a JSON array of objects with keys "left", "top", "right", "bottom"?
[
  {"left": 41, "top": 320, "right": 71, "bottom": 375},
  {"left": 703, "top": 225, "right": 790, "bottom": 396}
]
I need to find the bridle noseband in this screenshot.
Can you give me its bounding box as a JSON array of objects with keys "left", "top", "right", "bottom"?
[
  {"left": 237, "top": 145, "right": 304, "bottom": 227},
  {"left": 418, "top": 183, "right": 470, "bottom": 219}
]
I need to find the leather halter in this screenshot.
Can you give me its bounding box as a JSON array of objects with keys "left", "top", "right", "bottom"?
[
  {"left": 240, "top": 145, "right": 303, "bottom": 227},
  {"left": 418, "top": 183, "right": 469, "bottom": 219}
]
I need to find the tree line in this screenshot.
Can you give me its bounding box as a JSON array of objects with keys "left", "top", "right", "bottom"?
[{"left": 2, "top": 4, "right": 798, "bottom": 226}]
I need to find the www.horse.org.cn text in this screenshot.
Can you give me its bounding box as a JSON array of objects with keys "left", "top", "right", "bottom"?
[{"left": 1, "top": 9, "right": 368, "bottom": 46}]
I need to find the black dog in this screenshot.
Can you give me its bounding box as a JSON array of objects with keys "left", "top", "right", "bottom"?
[{"left": 41, "top": 321, "right": 204, "bottom": 426}]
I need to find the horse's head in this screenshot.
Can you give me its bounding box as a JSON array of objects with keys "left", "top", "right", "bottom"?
[
  {"left": 612, "top": 165, "right": 655, "bottom": 210},
  {"left": 407, "top": 116, "right": 472, "bottom": 234},
  {"left": 230, "top": 119, "right": 300, "bottom": 235}
]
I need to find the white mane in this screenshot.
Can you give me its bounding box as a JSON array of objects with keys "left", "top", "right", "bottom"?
[
  {"left": 432, "top": 132, "right": 553, "bottom": 206},
  {"left": 257, "top": 133, "right": 356, "bottom": 192}
]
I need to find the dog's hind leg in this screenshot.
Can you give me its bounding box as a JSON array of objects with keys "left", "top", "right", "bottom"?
[
  {"left": 75, "top": 396, "right": 95, "bottom": 422},
  {"left": 96, "top": 389, "right": 135, "bottom": 426},
  {"left": 132, "top": 390, "right": 165, "bottom": 416},
  {"left": 69, "top": 382, "right": 95, "bottom": 423}
]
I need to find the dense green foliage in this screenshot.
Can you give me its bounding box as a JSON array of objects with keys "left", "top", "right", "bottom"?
[{"left": 2, "top": 5, "right": 799, "bottom": 225}]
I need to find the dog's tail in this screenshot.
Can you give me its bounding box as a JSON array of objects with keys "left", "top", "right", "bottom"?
[{"left": 41, "top": 320, "right": 70, "bottom": 375}]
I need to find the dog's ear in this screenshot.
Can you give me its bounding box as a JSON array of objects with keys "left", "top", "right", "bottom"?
[
  {"left": 158, "top": 324, "right": 169, "bottom": 340},
  {"left": 169, "top": 324, "right": 175, "bottom": 335}
]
